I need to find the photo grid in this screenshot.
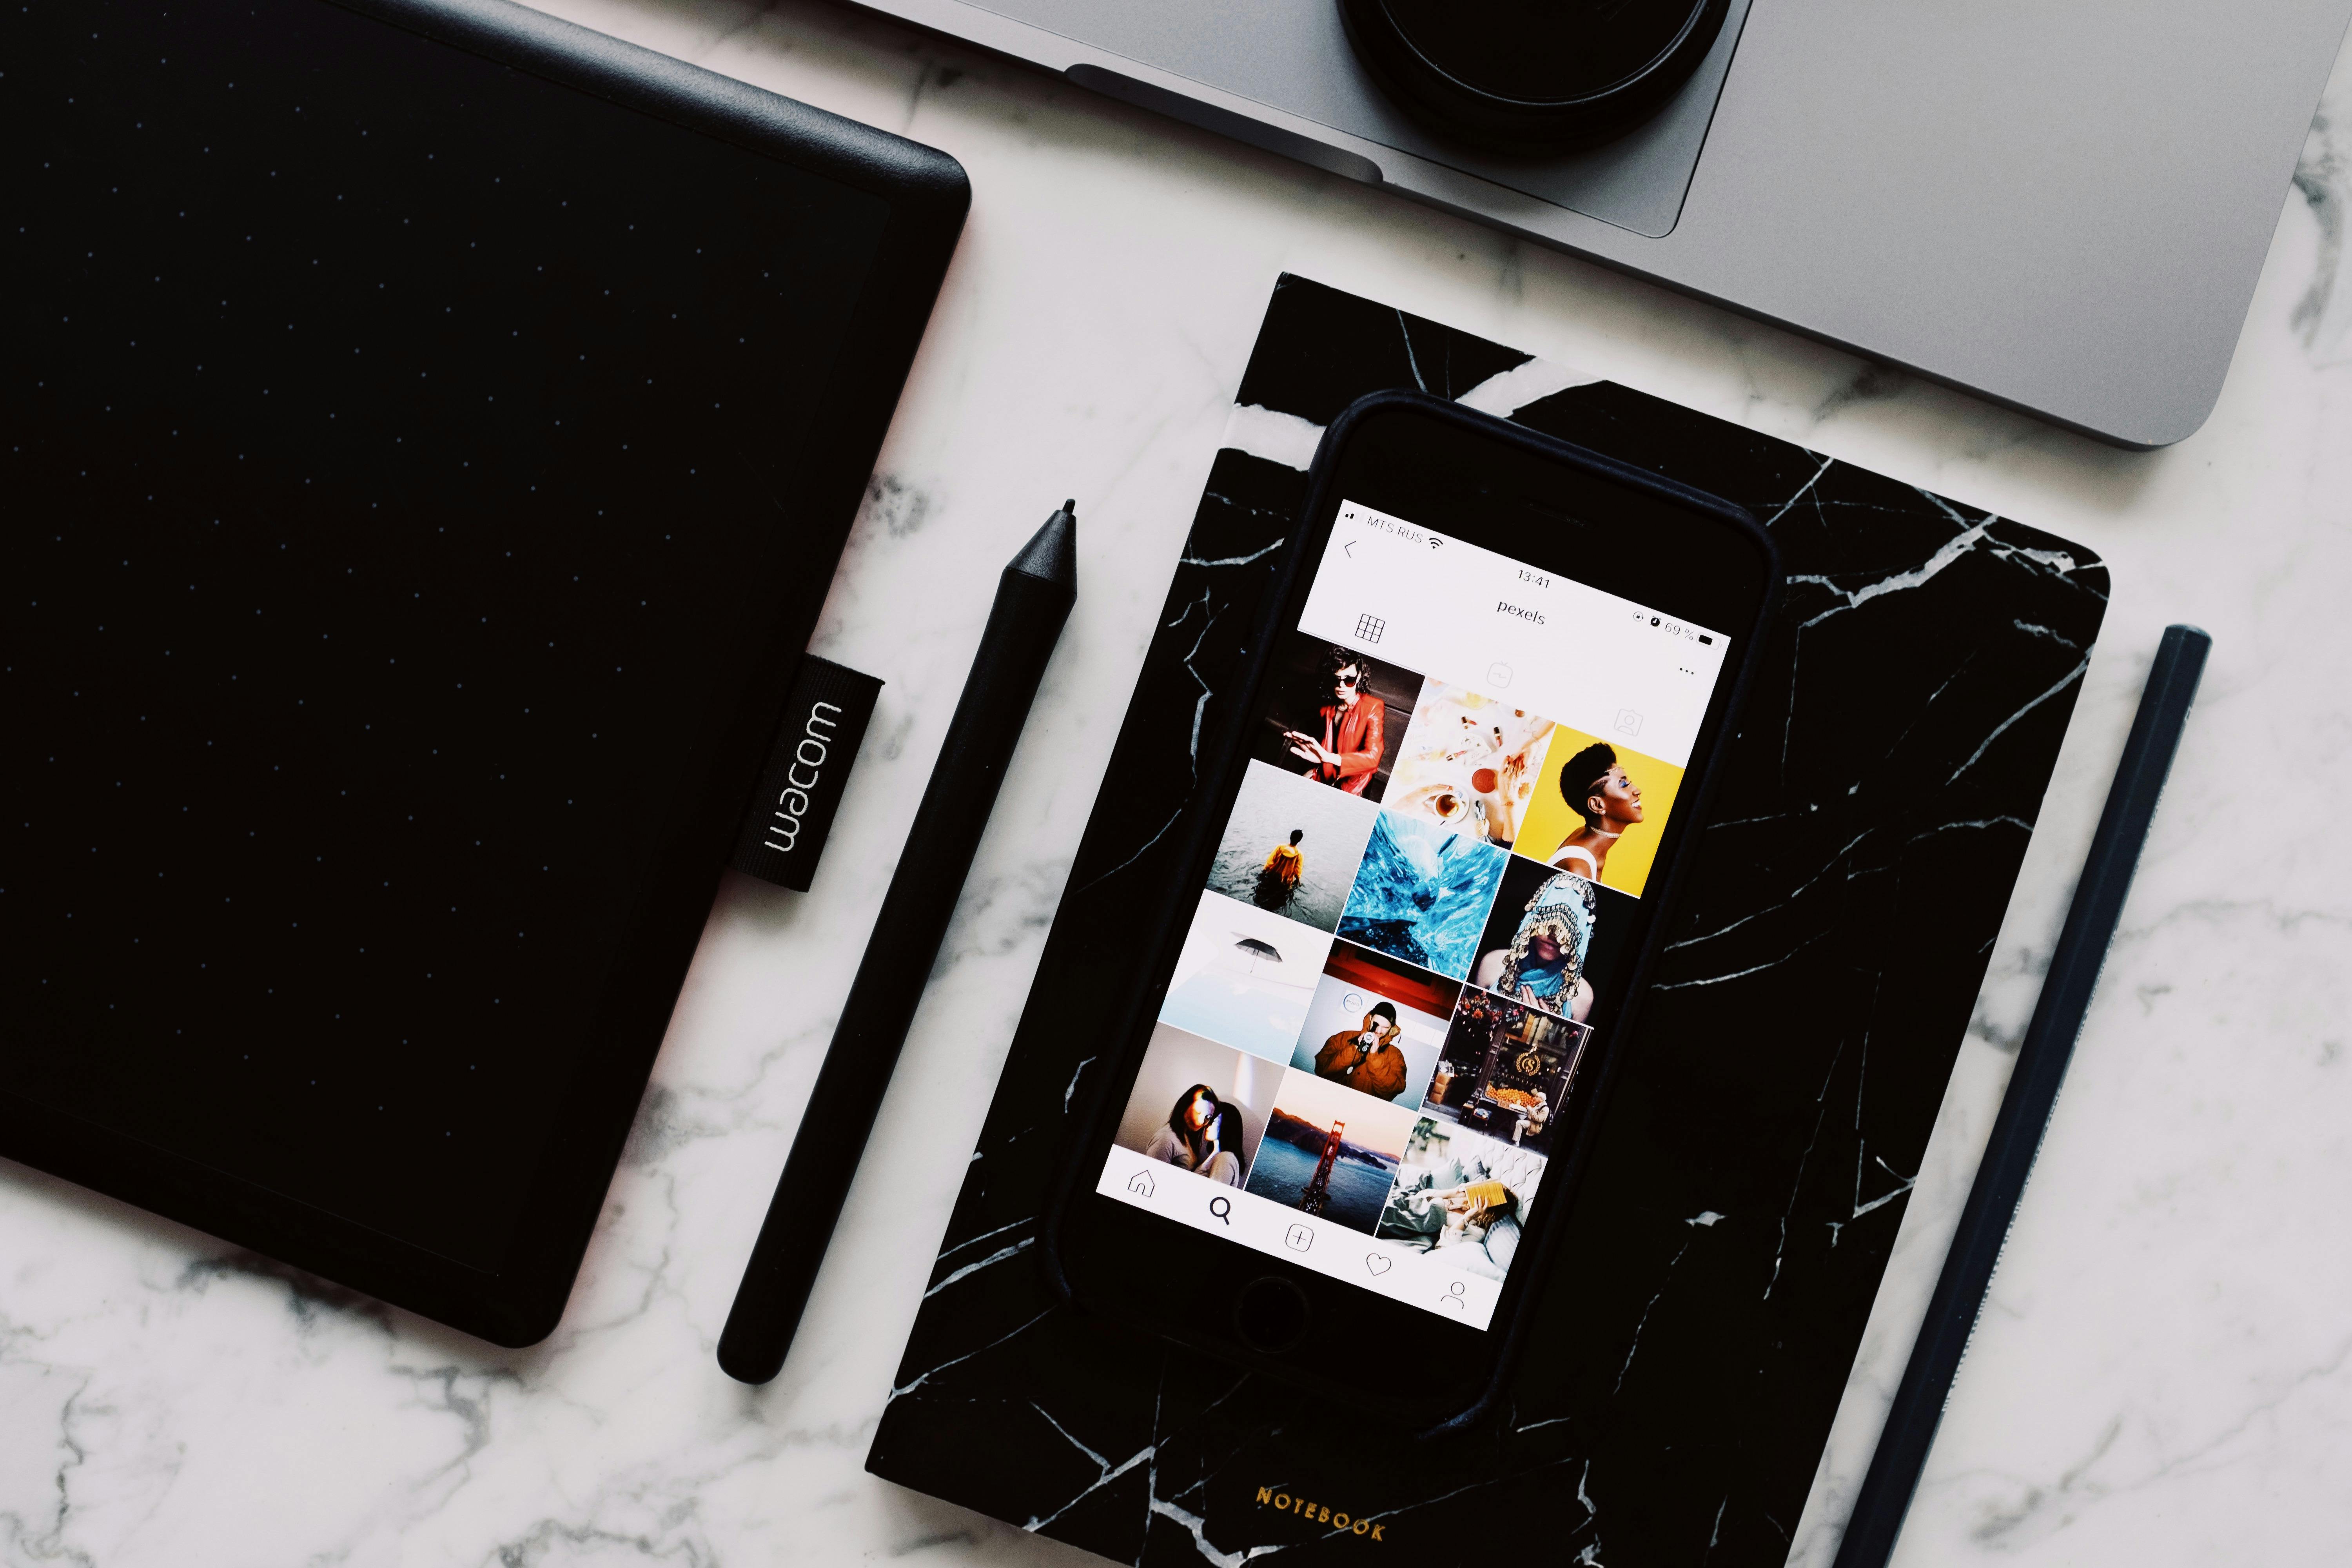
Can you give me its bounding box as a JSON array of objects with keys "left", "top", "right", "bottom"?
[{"left": 1114, "top": 625, "right": 1690, "bottom": 1297}]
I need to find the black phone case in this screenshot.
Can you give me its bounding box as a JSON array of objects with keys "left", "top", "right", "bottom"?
[{"left": 1042, "top": 388, "right": 1781, "bottom": 1430}]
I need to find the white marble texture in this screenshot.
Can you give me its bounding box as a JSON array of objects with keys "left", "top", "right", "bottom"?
[{"left": 4, "top": 2, "right": 2349, "bottom": 1563}]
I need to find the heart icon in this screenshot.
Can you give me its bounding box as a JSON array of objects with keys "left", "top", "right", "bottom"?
[{"left": 1365, "top": 1254, "right": 1393, "bottom": 1276}]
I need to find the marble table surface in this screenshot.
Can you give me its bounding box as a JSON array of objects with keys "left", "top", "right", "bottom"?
[{"left": 5, "top": 2, "right": 2349, "bottom": 1564}]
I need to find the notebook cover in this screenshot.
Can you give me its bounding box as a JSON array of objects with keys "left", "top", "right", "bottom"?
[{"left": 866, "top": 275, "right": 2108, "bottom": 1564}]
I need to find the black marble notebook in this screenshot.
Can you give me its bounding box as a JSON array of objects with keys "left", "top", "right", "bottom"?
[{"left": 867, "top": 277, "right": 2107, "bottom": 1564}]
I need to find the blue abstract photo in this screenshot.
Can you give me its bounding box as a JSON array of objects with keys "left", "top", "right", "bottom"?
[{"left": 1336, "top": 811, "right": 1508, "bottom": 982}]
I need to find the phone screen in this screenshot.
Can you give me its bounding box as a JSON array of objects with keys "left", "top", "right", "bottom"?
[{"left": 1092, "top": 497, "right": 1733, "bottom": 1328}]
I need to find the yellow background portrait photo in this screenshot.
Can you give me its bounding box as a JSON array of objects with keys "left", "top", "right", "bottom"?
[{"left": 1511, "top": 725, "right": 1686, "bottom": 898}]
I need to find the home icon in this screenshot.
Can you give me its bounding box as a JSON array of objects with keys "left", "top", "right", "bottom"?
[{"left": 1127, "top": 1170, "right": 1156, "bottom": 1198}]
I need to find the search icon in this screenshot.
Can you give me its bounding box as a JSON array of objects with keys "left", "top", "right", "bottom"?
[{"left": 1208, "top": 1196, "right": 1233, "bottom": 1225}]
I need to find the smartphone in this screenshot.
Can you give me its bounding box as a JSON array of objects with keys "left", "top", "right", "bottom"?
[{"left": 1047, "top": 390, "right": 1778, "bottom": 1428}]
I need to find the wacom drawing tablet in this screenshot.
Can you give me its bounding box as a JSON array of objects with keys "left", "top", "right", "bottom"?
[{"left": 2, "top": 0, "right": 966, "bottom": 1343}]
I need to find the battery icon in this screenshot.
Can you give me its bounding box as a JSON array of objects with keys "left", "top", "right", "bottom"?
[{"left": 1698, "top": 633, "right": 1714, "bottom": 644}]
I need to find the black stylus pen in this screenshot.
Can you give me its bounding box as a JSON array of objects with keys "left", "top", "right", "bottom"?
[
  {"left": 1832, "top": 623, "right": 2212, "bottom": 1568},
  {"left": 718, "top": 501, "right": 1079, "bottom": 1386}
]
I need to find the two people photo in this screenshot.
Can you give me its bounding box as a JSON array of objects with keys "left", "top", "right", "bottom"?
[
  {"left": 1112, "top": 1024, "right": 1277, "bottom": 1185},
  {"left": 1143, "top": 1082, "right": 1247, "bottom": 1186}
]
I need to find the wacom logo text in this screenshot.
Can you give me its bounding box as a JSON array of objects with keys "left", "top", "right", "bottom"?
[{"left": 763, "top": 701, "right": 843, "bottom": 853}]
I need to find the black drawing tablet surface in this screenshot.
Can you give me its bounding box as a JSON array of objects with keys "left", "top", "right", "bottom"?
[{"left": 3, "top": 0, "right": 965, "bottom": 1342}]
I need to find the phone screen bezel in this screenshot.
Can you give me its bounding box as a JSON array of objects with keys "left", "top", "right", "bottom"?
[{"left": 1046, "top": 392, "right": 1779, "bottom": 1430}]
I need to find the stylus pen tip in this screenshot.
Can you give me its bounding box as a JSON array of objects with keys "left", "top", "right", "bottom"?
[{"left": 1007, "top": 499, "right": 1079, "bottom": 589}]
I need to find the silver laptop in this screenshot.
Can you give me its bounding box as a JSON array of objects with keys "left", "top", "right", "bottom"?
[{"left": 853, "top": 0, "right": 2350, "bottom": 446}]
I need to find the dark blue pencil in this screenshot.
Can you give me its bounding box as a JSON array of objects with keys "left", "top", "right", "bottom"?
[{"left": 1831, "top": 623, "right": 2212, "bottom": 1567}]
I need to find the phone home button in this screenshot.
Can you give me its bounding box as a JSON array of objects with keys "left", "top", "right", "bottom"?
[{"left": 1232, "top": 1275, "right": 1311, "bottom": 1355}]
